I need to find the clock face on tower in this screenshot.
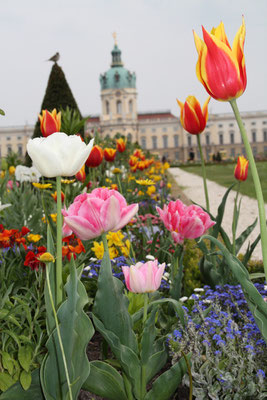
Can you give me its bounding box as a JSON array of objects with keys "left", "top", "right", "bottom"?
[{"left": 115, "top": 91, "right": 121, "bottom": 97}]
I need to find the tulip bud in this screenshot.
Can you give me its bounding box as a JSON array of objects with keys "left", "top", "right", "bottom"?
[
  {"left": 234, "top": 156, "right": 248, "bottom": 181},
  {"left": 177, "top": 96, "right": 210, "bottom": 135},
  {"left": 75, "top": 165, "right": 86, "bottom": 182},
  {"left": 116, "top": 138, "right": 127, "bottom": 153},
  {"left": 51, "top": 191, "right": 65, "bottom": 203},
  {"left": 122, "top": 260, "right": 165, "bottom": 293},
  {"left": 104, "top": 148, "right": 116, "bottom": 162},
  {"left": 39, "top": 109, "right": 61, "bottom": 137},
  {"left": 85, "top": 145, "right": 104, "bottom": 168}
]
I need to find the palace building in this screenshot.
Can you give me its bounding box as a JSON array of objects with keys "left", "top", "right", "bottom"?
[{"left": 0, "top": 40, "right": 267, "bottom": 162}]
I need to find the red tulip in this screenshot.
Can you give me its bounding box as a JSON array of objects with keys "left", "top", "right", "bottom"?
[
  {"left": 39, "top": 109, "right": 61, "bottom": 137},
  {"left": 234, "top": 156, "right": 248, "bottom": 181},
  {"left": 85, "top": 145, "right": 103, "bottom": 168}
]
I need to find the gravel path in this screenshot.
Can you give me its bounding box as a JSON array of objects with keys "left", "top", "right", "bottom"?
[{"left": 170, "top": 167, "right": 266, "bottom": 260}]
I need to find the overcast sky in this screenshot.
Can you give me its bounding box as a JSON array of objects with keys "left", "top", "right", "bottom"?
[{"left": 0, "top": 0, "right": 266, "bottom": 127}]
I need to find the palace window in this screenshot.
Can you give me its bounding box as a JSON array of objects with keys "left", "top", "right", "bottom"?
[
  {"left": 129, "top": 100, "right": 133, "bottom": 113},
  {"left": 263, "top": 130, "right": 267, "bottom": 142},
  {"left": 105, "top": 101, "right": 110, "bottom": 115},
  {"left": 187, "top": 136, "right": 192, "bottom": 146},
  {"left": 173, "top": 135, "right": 179, "bottom": 147},
  {"left": 7, "top": 145, "right": 12, "bottom": 154},
  {"left": 252, "top": 130, "right": 257, "bottom": 143},
  {"left": 127, "top": 133, "right": 132, "bottom": 142},
  {"left": 116, "top": 100, "right": 122, "bottom": 114},
  {"left": 219, "top": 133, "right": 224, "bottom": 145},
  {"left": 141, "top": 136, "right": 146, "bottom": 149},
  {"left": 175, "top": 151, "right": 179, "bottom": 160},
  {"left": 152, "top": 136, "right": 157, "bottom": 149},
  {"left": 230, "top": 148, "right": 235, "bottom": 158},
  {"left": 230, "top": 132, "right": 235, "bottom": 144},
  {"left": 163, "top": 135, "right": 168, "bottom": 149},
  {"left": 206, "top": 134, "right": 210, "bottom": 145},
  {"left": 18, "top": 144, "right": 23, "bottom": 156}
]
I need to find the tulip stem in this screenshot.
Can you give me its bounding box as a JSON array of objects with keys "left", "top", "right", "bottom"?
[
  {"left": 232, "top": 181, "right": 241, "bottom": 256},
  {"left": 142, "top": 293, "right": 148, "bottom": 324},
  {"left": 56, "top": 176, "right": 63, "bottom": 307},
  {"left": 230, "top": 99, "right": 267, "bottom": 279},
  {"left": 197, "top": 134, "right": 210, "bottom": 212}
]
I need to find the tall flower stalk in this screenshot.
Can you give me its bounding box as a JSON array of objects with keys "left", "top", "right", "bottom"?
[
  {"left": 56, "top": 176, "right": 63, "bottom": 307},
  {"left": 230, "top": 99, "right": 267, "bottom": 277},
  {"left": 197, "top": 134, "right": 210, "bottom": 212}
]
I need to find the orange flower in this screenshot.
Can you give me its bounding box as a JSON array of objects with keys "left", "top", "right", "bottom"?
[
  {"left": 38, "top": 109, "right": 61, "bottom": 137},
  {"left": 177, "top": 96, "right": 210, "bottom": 135},
  {"left": 133, "top": 149, "right": 145, "bottom": 160},
  {"left": 104, "top": 148, "right": 117, "bottom": 162},
  {"left": 62, "top": 234, "right": 85, "bottom": 261},
  {"left": 116, "top": 138, "right": 127, "bottom": 153},
  {"left": 129, "top": 155, "right": 138, "bottom": 167},
  {"left": 234, "top": 156, "right": 248, "bottom": 181},
  {"left": 85, "top": 145, "right": 104, "bottom": 168},
  {"left": 75, "top": 165, "right": 86, "bottom": 183},
  {"left": 193, "top": 18, "right": 246, "bottom": 101}
]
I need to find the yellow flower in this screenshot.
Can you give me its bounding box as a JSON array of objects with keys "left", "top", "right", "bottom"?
[
  {"left": 9, "top": 166, "right": 16, "bottom": 175},
  {"left": 0, "top": 171, "right": 5, "bottom": 179},
  {"left": 152, "top": 175, "right": 161, "bottom": 182},
  {"left": 91, "top": 241, "right": 104, "bottom": 259},
  {"left": 38, "top": 252, "right": 55, "bottom": 263},
  {"left": 163, "top": 162, "right": 170, "bottom": 170},
  {"left": 27, "top": 234, "right": 41, "bottom": 243},
  {"left": 42, "top": 213, "right": 57, "bottom": 223},
  {"left": 128, "top": 175, "right": 135, "bottom": 182},
  {"left": 61, "top": 179, "right": 75, "bottom": 184},
  {"left": 32, "top": 182, "right": 52, "bottom": 189},
  {"left": 147, "top": 185, "right": 156, "bottom": 196},
  {"left": 120, "top": 239, "right": 131, "bottom": 257},
  {"left": 112, "top": 168, "right": 122, "bottom": 174},
  {"left": 135, "top": 179, "right": 155, "bottom": 186},
  {"left": 107, "top": 231, "right": 124, "bottom": 247},
  {"left": 138, "top": 190, "right": 144, "bottom": 196},
  {"left": 109, "top": 246, "right": 119, "bottom": 259},
  {"left": 106, "top": 178, "right": 112, "bottom": 183},
  {"left": 167, "top": 183, "right": 172, "bottom": 189}
]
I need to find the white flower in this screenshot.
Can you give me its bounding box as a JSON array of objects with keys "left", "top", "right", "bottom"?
[
  {"left": 146, "top": 255, "right": 155, "bottom": 261},
  {"left": 27, "top": 133, "right": 94, "bottom": 178},
  {"left": 84, "top": 266, "right": 91, "bottom": 271},
  {"left": 15, "top": 165, "right": 41, "bottom": 183},
  {"left": 194, "top": 288, "right": 204, "bottom": 293},
  {"left": 179, "top": 296, "right": 188, "bottom": 303},
  {"left": 0, "top": 202, "right": 11, "bottom": 211},
  {"left": 203, "top": 299, "right": 212, "bottom": 304}
]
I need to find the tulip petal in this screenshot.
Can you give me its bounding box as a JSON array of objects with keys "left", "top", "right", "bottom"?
[
  {"left": 202, "top": 96, "right": 211, "bottom": 123},
  {"left": 113, "top": 203, "right": 139, "bottom": 231},
  {"left": 63, "top": 215, "right": 100, "bottom": 240}
]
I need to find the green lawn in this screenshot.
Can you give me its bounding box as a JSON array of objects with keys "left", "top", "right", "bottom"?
[{"left": 179, "top": 161, "right": 267, "bottom": 203}]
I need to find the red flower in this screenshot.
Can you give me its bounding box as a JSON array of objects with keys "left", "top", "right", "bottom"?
[
  {"left": 24, "top": 247, "right": 46, "bottom": 271},
  {"left": 62, "top": 234, "right": 85, "bottom": 261},
  {"left": 85, "top": 145, "right": 104, "bottom": 168}
]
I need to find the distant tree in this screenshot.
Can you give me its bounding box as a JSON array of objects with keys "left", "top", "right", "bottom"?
[{"left": 25, "top": 63, "right": 84, "bottom": 165}]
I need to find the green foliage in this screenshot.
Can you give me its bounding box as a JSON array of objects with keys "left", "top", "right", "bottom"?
[
  {"left": 182, "top": 240, "right": 203, "bottom": 296},
  {"left": 40, "top": 261, "right": 94, "bottom": 400},
  {"left": 60, "top": 106, "right": 89, "bottom": 136}
]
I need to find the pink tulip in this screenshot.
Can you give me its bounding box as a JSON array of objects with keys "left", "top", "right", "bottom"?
[
  {"left": 156, "top": 200, "right": 215, "bottom": 244},
  {"left": 7, "top": 180, "right": 19, "bottom": 190},
  {"left": 122, "top": 260, "right": 165, "bottom": 293},
  {"left": 62, "top": 188, "right": 138, "bottom": 240}
]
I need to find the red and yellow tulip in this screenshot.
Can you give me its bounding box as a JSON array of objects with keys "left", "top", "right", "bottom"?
[
  {"left": 193, "top": 17, "right": 246, "bottom": 101},
  {"left": 116, "top": 138, "right": 127, "bottom": 153},
  {"left": 234, "top": 155, "right": 248, "bottom": 181},
  {"left": 51, "top": 191, "right": 65, "bottom": 203},
  {"left": 75, "top": 165, "right": 86, "bottom": 182},
  {"left": 104, "top": 148, "right": 117, "bottom": 162},
  {"left": 39, "top": 109, "right": 61, "bottom": 137},
  {"left": 177, "top": 96, "right": 210, "bottom": 135},
  {"left": 85, "top": 145, "right": 104, "bottom": 168}
]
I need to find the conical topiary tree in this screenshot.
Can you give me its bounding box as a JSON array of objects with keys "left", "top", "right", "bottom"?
[{"left": 25, "top": 63, "right": 84, "bottom": 165}]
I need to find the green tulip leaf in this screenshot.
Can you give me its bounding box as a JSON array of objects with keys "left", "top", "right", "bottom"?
[
  {"left": 144, "top": 354, "right": 190, "bottom": 400},
  {"left": 40, "top": 260, "right": 94, "bottom": 400},
  {"left": 92, "top": 314, "right": 141, "bottom": 399},
  {"left": 93, "top": 248, "right": 138, "bottom": 353},
  {"left": 20, "top": 370, "right": 32, "bottom": 391},
  {"left": 82, "top": 361, "right": 128, "bottom": 400}
]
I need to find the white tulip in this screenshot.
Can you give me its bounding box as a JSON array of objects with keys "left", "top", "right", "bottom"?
[{"left": 27, "top": 133, "right": 94, "bottom": 178}]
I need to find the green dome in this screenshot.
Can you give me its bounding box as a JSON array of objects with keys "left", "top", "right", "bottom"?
[{"left": 100, "top": 44, "right": 136, "bottom": 90}]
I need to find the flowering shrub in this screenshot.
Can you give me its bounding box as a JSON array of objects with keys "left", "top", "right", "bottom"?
[{"left": 169, "top": 284, "right": 267, "bottom": 399}]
